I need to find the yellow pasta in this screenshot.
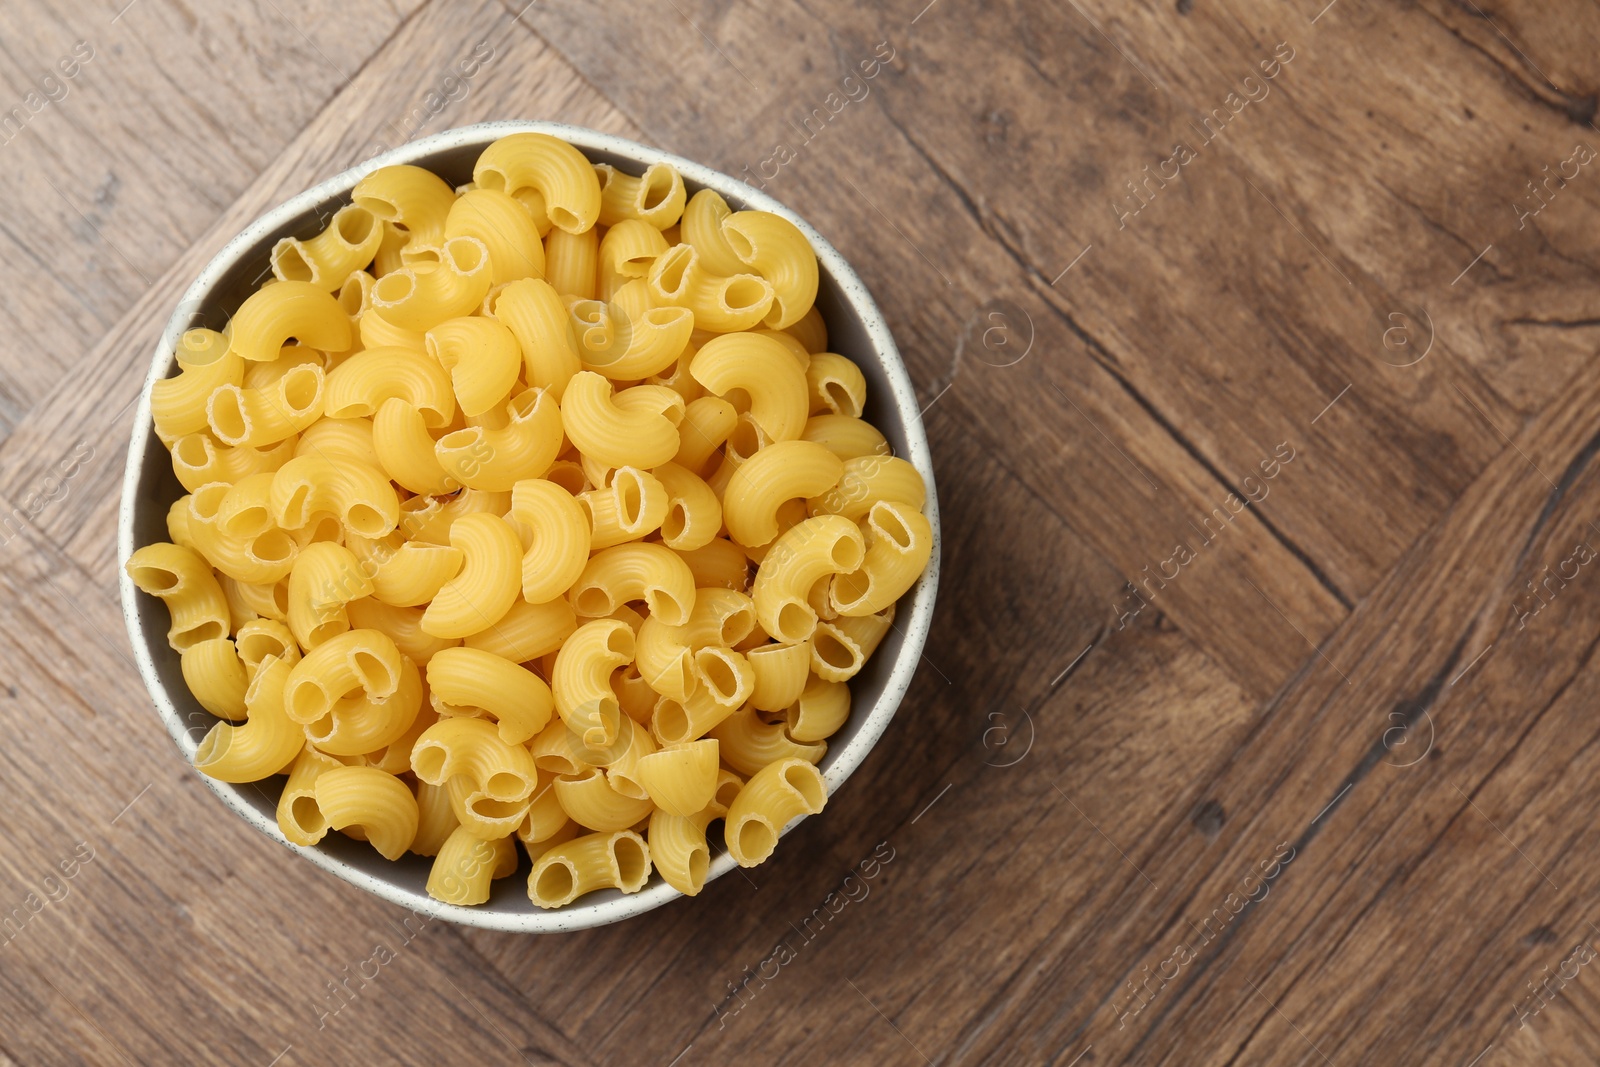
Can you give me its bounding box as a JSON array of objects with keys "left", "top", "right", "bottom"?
[
  {"left": 801, "top": 413, "right": 890, "bottom": 460},
  {"left": 126, "top": 542, "right": 231, "bottom": 651},
  {"left": 681, "top": 189, "right": 746, "bottom": 276},
  {"left": 427, "top": 826, "right": 518, "bottom": 905},
  {"left": 544, "top": 224, "right": 598, "bottom": 301},
  {"left": 325, "top": 346, "right": 456, "bottom": 428},
  {"left": 411, "top": 717, "right": 539, "bottom": 840},
  {"left": 474, "top": 132, "right": 603, "bottom": 235},
  {"left": 550, "top": 618, "right": 633, "bottom": 747},
  {"left": 568, "top": 542, "right": 696, "bottom": 626},
  {"left": 490, "top": 277, "right": 581, "bottom": 399},
  {"left": 787, "top": 676, "right": 851, "bottom": 742},
  {"left": 314, "top": 766, "right": 419, "bottom": 861},
  {"left": 412, "top": 777, "right": 459, "bottom": 857},
  {"left": 371, "top": 399, "right": 458, "bottom": 496},
  {"left": 346, "top": 598, "right": 458, "bottom": 666},
  {"left": 724, "top": 758, "right": 826, "bottom": 866},
  {"left": 371, "top": 236, "right": 492, "bottom": 332},
  {"left": 350, "top": 533, "right": 462, "bottom": 608},
  {"left": 227, "top": 280, "right": 352, "bottom": 363},
  {"left": 710, "top": 704, "right": 825, "bottom": 778},
  {"left": 647, "top": 244, "right": 775, "bottom": 334},
  {"left": 690, "top": 331, "right": 810, "bottom": 442},
  {"left": 527, "top": 829, "right": 650, "bottom": 908},
  {"left": 435, "top": 387, "right": 562, "bottom": 491},
  {"left": 720, "top": 210, "right": 819, "bottom": 330},
  {"left": 752, "top": 515, "right": 865, "bottom": 643},
  {"left": 596, "top": 160, "right": 686, "bottom": 230},
  {"left": 570, "top": 298, "right": 694, "bottom": 381},
  {"left": 180, "top": 637, "right": 249, "bottom": 720},
  {"left": 598, "top": 220, "right": 670, "bottom": 299},
  {"left": 560, "top": 372, "right": 685, "bottom": 469},
  {"left": 830, "top": 500, "right": 935, "bottom": 616},
  {"left": 271, "top": 204, "right": 385, "bottom": 290},
  {"left": 746, "top": 639, "right": 812, "bottom": 712},
  {"left": 420, "top": 512, "right": 521, "bottom": 639},
  {"left": 286, "top": 542, "right": 372, "bottom": 649},
  {"left": 170, "top": 432, "right": 297, "bottom": 492},
  {"left": 206, "top": 362, "right": 325, "bottom": 449},
  {"left": 269, "top": 454, "right": 399, "bottom": 539},
  {"left": 723, "top": 440, "right": 844, "bottom": 548},
  {"left": 151, "top": 330, "right": 244, "bottom": 443},
  {"left": 579, "top": 466, "right": 668, "bottom": 549},
  {"left": 553, "top": 766, "right": 655, "bottom": 832},
  {"left": 632, "top": 739, "right": 720, "bottom": 817},
  {"left": 193, "top": 655, "right": 304, "bottom": 783},
  {"left": 808, "top": 454, "right": 926, "bottom": 522},
  {"left": 444, "top": 188, "right": 546, "bottom": 284},
  {"left": 425, "top": 316, "right": 522, "bottom": 417},
  {"left": 296, "top": 416, "right": 380, "bottom": 471},
  {"left": 277, "top": 745, "right": 345, "bottom": 846},
  {"left": 427, "top": 647, "right": 553, "bottom": 745}
]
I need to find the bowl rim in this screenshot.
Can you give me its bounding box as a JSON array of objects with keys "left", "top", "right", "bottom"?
[{"left": 118, "top": 120, "right": 941, "bottom": 932}]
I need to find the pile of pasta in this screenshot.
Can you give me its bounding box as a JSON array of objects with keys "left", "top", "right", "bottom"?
[{"left": 126, "top": 132, "right": 931, "bottom": 910}]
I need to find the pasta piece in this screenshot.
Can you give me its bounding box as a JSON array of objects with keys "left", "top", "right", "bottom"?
[
  {"left": 578, "top": 466, "right": 668, "bottom": 549},
  {"left": 444, "top": 188, "right": 546, "bottom": 284},
  {"left": 346, "top": 598, "right": 459, "bottom": 666},
  {"left": 632, "top": 739, "right": 719, "bottom": 817},
  {"left": 598, "top": 220, "right": 670, "bottom": 299},
  {"left": 675, "top": 538, "right": 750, "bottom": 592},
  {"left": 420, "top": 512, "right": 522, "bottom": 639},
  {"left": 720, "top": 210, "right": 818, "bottom": 330},
  {"left": 463, "top": 596, "right": 576, "bottom": 663},
  {"left": 401, "top": 487, "right": 510, "bottom": 546},
  {"left": 808, "top": 454, "right": 926, "bottom": 523},
  {"left": 353, "top": 164, "right": 457, "bottom": 246},
  {"left": 180, "top": 637, "right": 248, "bottom": 720},
  {"left": 227, "top": 280, "right": 352, "bottom": 363},
  {"left": 544, "top": 225, "right": 598, "bottom": 301},
  {"left": 690, "top": 332, "right": 809, "bottom": 442},
  {"left": 371, "top": 237, "right": 492, "bottom": 332},
  {"left": 206, "top": 363, "right": 325, "bottom": 448},
  {"left": 786, "top": 676, "right": 850, "bottom": 742},
  {"left": 804, "top": 352, "right": 868, "bottom": 418},
  {"left": 474, "top": 132, "right": 603, "bottom": 235},
  {"left": 652, "top": 461, "right": 722, "bottom": 551},
  {"left": 426, "top": 316, "right": 522, "bottom": 417},
  {"left": 560, "top": 372, "right": 684, "bottom": 469},
  {"left": 411, "top": 717, "right": 539, "bottom": 841},
  {"left": 724, "top": 758, "right": 826, "bottom": 867},
  {"left": 271, "top": 204, "right": 384, "bottom": 290},
  {"left": 427, "top": 826, "right": 518, "bottom": 905},
  {"left": 527, "top": 829, "right": 650, "bottom": 908},
  {"left": 170, "top": 433, "right": 296, "bottom": 492},
  {"left": 286, "top": 542, "right": 371, "bottom": 650},
  {"left": 550, "top": 619, "right": 633, "bottom": 747},
  {"left": 830, "top": 500, "right": 935, "bottom": 616},
  {"left": 412, "top": 777, "right": 459, "bottom": 857},
  {"left": 722, "top": 440, "right": 844, "bottom": 548},
  {"left": 596, "top": 161, "right": 686, "bottom": 230},
  {"left": 681, "top": 189, "right": 746, "bottom": 276},
  {"left": 151, "top": 330, "right": 244, "bottom": 443},
  {"left": 751, "top": 515, "right": 865, "bottom": 643},
  {"left": 553, "top": 766, "right": 655, "bottom": 832},
  {"left": 490, "top": 278, "right": 581, "bottom": 399},
  {"left": 193, "top": 655, "right": 304, "bottom": 782},
  {"left": 350, "top": 533, "right": 462, "bottom": 608},
  {"left": 435, "top": 387, "right": 562, "bottom": 491},
  {"left": 296, "top": 417, "right": 380, "bottom": 471},
  {"left": 801, "top": 413, "right": 890, "bottom": 461},
  {"left": 235, "top": 619, "right": 300, "bottom": 678},
  {"left": 746, "top": 639, "right": 812, "bottom": 712},
  {"left": 784, "top": 304, "right": 829, "bottom": 354},
  {"left": 125, "top": 542, "right": 230, "bottom": 651},
  {"left": 269, "top": 454, "right": 400, "bottom": 539},
  {"left": 314, "top": 766, "right": 419, "bottom": 860},
  {"left": 570, "top": 297, "right": 694, "bottom": 381},
  {"left": 324, "top": 345, "right": 456, "bottom": 428},
  {"left": 427, "top": 647, "right": 554, "bottom": 746},
  {"left": 568, "top": 543, "right": 695, "bottom": 627}
]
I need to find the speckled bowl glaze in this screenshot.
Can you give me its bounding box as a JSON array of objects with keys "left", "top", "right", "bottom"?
[{"left": 118, "top": 121, "right": 940, "bottom": 931}]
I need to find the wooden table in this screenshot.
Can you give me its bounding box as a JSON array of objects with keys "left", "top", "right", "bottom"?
[{"left": 2, "top": 0, "right": 1597, "bottom": 1063}]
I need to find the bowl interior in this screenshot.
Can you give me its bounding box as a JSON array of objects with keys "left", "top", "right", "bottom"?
[{"left": 121, "top": 122, "right": 938, "bottom": 932}]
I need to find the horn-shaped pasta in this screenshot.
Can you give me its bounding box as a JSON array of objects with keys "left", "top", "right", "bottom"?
[
  {"left": 236, "top": 618, "right": 300, "bottom": 677},
  {"left": 804, "top": 352, "right": 868, "bottom": 418},
  {"left": 282, "top": 627, "right": 405, "bottom": 726},
  {"left": 276, "top": 745, "right": 345, "bottom": 846},
  {"left": 358, "top": 303, "right": 425, "bottom": 351},
  {"left": 349, "top": 533, "right": 462, "bottom": 608},
  {"left": 473, "top": 132, "right": 602, "bottom": 235},
  {"left": 509, "top": 478, "right": 593, "bottom": 605},
  {"left": 427, "top": 826, "right": 518, "bottom": 905},
  {"left": 633, "top": 738, "right": 719, "bottom": 817},
  {"left": 205, "top": 363, "right": 325, "bottom": 448},
  {"left": 353, "top": 164, "right": 457, "bottom": 247},
  {"left": 724, "top": 758, "right": 826, "bottom": 867},
  {"left": 553, "top": 766, "right": 655, "bottom": 832},
  {"left": 569, "top": 543, "right": 695, "bottom": 626},
  {"left": 401, "top": 488, "right": 510, "bottom": 546},
  {"left": 151, "top": 331, "right": 244, "bottom": 443},
  {"left": 371, "top": 399, "right": 459, "bottom": 496},
  {"left": 746, "top": 639, "right": 812, "bottom": 712},
  {"left": 227, "top": 280, "right": 352, "bottom": 363},
  {"left": 561, "top": 373, "right": 685, "bottom": 469},
  {"left": 324, "top": 345, "right": 456, "bottom": 428},
  {"left": 170, "top": 432, "right": 298, "bottom": 492},
  {"left": 551, "top": 619, "right": 633, "bottom": 747},
  {"left": 529, "top": 719, "right": 591, "bottom": 777},
  {"left": 193, "top": 655, "right": 304, "bottom": 782},
  {"left": 313, "top": 766, "right": 419, "bottom": 861},
  {"left": 751, "top": 515, "right": 865, "bottom": 643},
  {"left": 596, "top": 161, "right": 686, "bottom": 230},
  {"left": 287, "top": 542, "right": 372, "bottom": 649},
  {"left": 709, "top": 703, "right": 825, "bottom": 777},
  {"left": 268, "top": 454, "right": 399, "bottom": 539},
  {"left": 674, "top": 538, "right": 749, "bottom": 592},
  {"left": 653, "top": 462, "right": 722, "bottom": 552},
  {"left": 527, "top": 829, "right": 650, "bottom": 908},
  {"left": 225, "top": 576, "right": 289, "bottom": 626},
  {"left": 723, "top": 441, "right": 844, "bottom": 549},
  {"left": 647, "top": 243, "right": 774, "bottom": 334},
  {"left": 830, "top": 500, "right": 935, "bottom": 616},
  {"left": 690, "top": 332, "right": 809, "bottom": 442},
  {"left": 444, "top": 188, "right": 546, "bottom": 284},
  {"left": 411, "top": 717, "right": 539, "bottom": 836},
  {"left": 419, "top": 512, "right": 521, "bottom": 639},
  {"left": 463, "top": 597, "right": 576, "bottom": 663},
  {"left": 490, "top": 278, "right": 581, "bottom": 399},
  {"left": 787, "top": 676, "right": 851, "bottom": 742},
  {"left": 304, "top": 653, "right": 422, "bottom": 757},
  {"left": 435, "top": 387, "right": 562, "bottom": 492},
  {"left": 179, "top": 637, "right": 249, "bottom": 720},
  {"left": 545, "top": 225, "right": 598, "bottom": 300},
  {"left": 634, "top": 588, "right": 757, "bottom": 700},
  {"left": 569, "top": 298, "right": 694, "bottom": 381},
  {"left": 650, "top": 678, "right": 740, "bottom": 746},
  {"left": 125, "top": 542, "right": 231, "bottom": 651},
  {"left": 270, "top": 204, "right": 385, "bottom": 290},
  {"left": 187, "top": 484, "right": 300, "bottom": 584},
  {"left": 427, "top": 647, "right": 554, "bottom": 746},
  {"left": 371, "top": 236, "right": 492, "bottom": 332},
  {"left": 598, "top": 220, "right": 670, "bottom": 299},
  {"left": 426, "top": 316, "right": 522, "bottom": 417},
  {"left": 749, "top": 327, "right": 812, "bottom": 370},
  {"left": 602, "top": 718, "right": 659, "bottom": 799},
  {"left": 720, "top": 210, "right": 819, "bottom": 330},
  {"left": 681, "top": 189, "right": 746, "bottom": 276},
  {"left": 578, "top": 466, "right": 669, "bottom": 549},
  {"left": 801, "top": 413, "right": 890, "bottom": 461}
]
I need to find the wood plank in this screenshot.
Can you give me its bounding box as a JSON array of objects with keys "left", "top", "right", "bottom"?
[{"left": 0, "top": 0, "right": 426, "bottom": 439}]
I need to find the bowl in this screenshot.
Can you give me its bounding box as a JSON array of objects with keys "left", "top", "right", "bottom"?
[{"left": 118, "top": 120, "right": 940, "bottom": 931}]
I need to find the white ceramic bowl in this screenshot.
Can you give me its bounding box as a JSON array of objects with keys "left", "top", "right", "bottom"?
[{"left": 118, "top": 121, "right": 940, "bottom": 931}]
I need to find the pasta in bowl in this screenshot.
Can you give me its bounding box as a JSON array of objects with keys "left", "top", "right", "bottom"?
[{"left": 118, "top": 122, "right": 939, "bottom": 931}]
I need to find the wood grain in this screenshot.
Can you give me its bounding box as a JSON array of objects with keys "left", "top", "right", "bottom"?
[{"left": 2, "top": 0, "right": 1600, "bottom": 1063}]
